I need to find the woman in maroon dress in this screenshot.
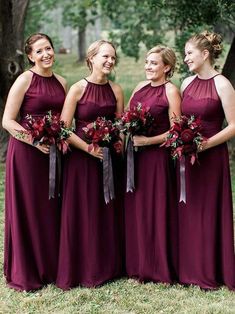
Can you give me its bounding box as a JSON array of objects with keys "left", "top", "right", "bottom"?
[
  {"left": 179, "top": 31, "right": 235, "bottom": 290},
  {"left": 2, "top": 33, "right": 67, "bottom": 291},
  {"left": 56, "top": 40, "right": 124, "bottom": 289},
  {"left": 125, "top": 45, "right": 181, "bottom": 283}
]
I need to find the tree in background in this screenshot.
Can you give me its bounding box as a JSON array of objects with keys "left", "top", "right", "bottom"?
[
  {"left": 0, "top": 0, "right": 29, "bottom": 161},
  {"left": 101, "top": 0, "right": 235, "bottom": 85},
  {"left": 60, "top": 0, "right": 99, "bottom": 62}
]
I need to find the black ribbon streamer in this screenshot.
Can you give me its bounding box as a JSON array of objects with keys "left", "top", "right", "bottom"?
[
  {"left": 102, "top": 147, "right": 115, "bottom": 204},
  {"left": 49, "top": 144, "right": 57, "bottom": 199},
  {"left": 126, "top": 136, "right": 135, "bottom": 192}
]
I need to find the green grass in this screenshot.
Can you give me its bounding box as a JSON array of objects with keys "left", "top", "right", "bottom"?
[
  {"left": 1, "top": 54, "right": 235, "bottom": 313},
  {"left": 1, "top": 161, "right": 235, "bottom": 313}
]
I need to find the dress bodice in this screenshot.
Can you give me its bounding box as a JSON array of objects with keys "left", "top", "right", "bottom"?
[
  {"left": 181, "top": 75, "right": 224, "bottom": 137},
  {"left": 20, "top": 71, "right": 65, "bottom": 119},
  {"left": 75, "top": 80, "right": 117, "bottom": 135},
  {"left": 130, "top": 82, "right": 170, "bottom": 135}
]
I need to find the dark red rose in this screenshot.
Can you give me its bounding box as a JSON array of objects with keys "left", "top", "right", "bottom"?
[{"left": 181, "top": 129, "right": 194, "bottom": 143}]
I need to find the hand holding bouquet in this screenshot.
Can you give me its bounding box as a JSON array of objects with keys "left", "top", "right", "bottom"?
[
  {"left": 16, "top": 111, "right": 73, "bottom": 199},
  {"left": 82, "top": 116, "right": 122, "bottom": 154},
  {"left": 116, "top": 102, "right": 154, "bottom": 140},
  {"left": 20, "top": 111, "right": 73, "bottom": 154},
  {"left": 115, "top": 103, "right": 154, "bottom": 193},
  {"left": 162, "top": 114, "right": 207, "bottom": 165},
  {"left": 82, "top": 116, "right": 122, "bottom": 204}
]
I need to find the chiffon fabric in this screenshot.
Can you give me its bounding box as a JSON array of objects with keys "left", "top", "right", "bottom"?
[
  {"left": 56, "top": 80, "right": 124, "bottom": 289},
  {"left": 178, "top": 75, "right": 235, "bottom": 290},
  {"left": 125, "top": 82, "right": 178, "bottom": 284},
  {"left": 4, "top": 71, "right": 65, "bottom": 291}
]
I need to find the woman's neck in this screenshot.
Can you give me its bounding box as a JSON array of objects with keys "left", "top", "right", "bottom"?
[
  {"left": 195, "top": 63, "right": 218, "bottom": 79},
  {"left": 31, "top": 66, "right": 53, "bottom": 77},
  {"left": 150, "top": 77, "right": 167, "bottom": 87},
  {"left": 87, "top": 73, "right": 108, "bottom": 84}
]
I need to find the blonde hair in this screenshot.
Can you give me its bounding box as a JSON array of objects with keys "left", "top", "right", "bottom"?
[
  {"left": 187, "top": 31, "right": 223, "bottom": 64},
  {"left": 147, "top": 45, "right": 176, "bottom": 78},
  {"left": 86, "top": 39, "right": 117, "bottom": 72}
]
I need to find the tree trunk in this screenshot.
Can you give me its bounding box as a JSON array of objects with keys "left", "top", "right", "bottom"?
[
  {"left": 77, "top": 26, "right": 86, "bottom": 62},
  {"left": 0, "top": 0, "right": 29, "bottom": 162},
  {"left": 222, "top": 35, "right": 235, "bottom": 156},
  {"left": 222, "top": 35, "right": 235, "bottom": 88}
]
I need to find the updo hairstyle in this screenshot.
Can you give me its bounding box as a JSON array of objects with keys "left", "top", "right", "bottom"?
[
  {"left": 187, "top": 31, "right": 223, "bottom": 64},
  {"left": 147, "top": 45, "right": 176, "bottom": 78}
]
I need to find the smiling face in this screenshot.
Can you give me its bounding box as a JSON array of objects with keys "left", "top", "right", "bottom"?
[
  {"left": 28, "top": 38, "right": 55, "bottom": 70},
  {"left": 184, "top": 42, "right": 208, "bottom": 73},
  {"left": 90, "top": 43, "right": 116, "bottom": 75},
  {"left": 145, "top": 52, "right": 170, "bottom": 82}
]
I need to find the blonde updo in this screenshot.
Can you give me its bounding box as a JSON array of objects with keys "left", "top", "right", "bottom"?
[
  {"left": 187, "top": 31, "right": 223, "bottom": 64},
  {"left": 86, "top": 39, "right": 117, "bottom": 72},
  {"left": 147, "top": 45, "right": 176, "bottom": 78}
]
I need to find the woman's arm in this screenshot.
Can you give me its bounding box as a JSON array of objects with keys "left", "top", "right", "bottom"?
[
  {"left": 2, "top": 71, "right": 32, "bottom": 138},
  {"left": 201, "top": 75, "right": 235, "bottom": 151},
  {"left": 60, "top": 81, "right": 103, "bottom": 159}
]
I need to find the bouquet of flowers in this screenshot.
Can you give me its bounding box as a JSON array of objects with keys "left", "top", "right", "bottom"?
[
  {"left": 116, "top": 102, "right": 154, "bottom": 140},
  {"left": 82, "top": 116, "right": 122, "bottom": 153},
  {"left": 82, "top": 116, "right": 122, "bottom": 204},
  {"left": 16, "top": 111, "right": 73, "bottom": 199},
  {"left": 20, "top": 111, "right": 73, "bottom": 154},
  {"left": 115, "top": 103, "right": 154, "bottom": 193},
  {"left": 162, "top": 114, "right": 206, "bottom": 165}
]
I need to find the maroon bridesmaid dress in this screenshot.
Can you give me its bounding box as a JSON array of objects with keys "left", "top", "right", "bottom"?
[
  {"left": 56, "top": 80, "right": 124, "bottom": 289},
  {"left": 4, "top": 71, "right": 65, "bottom": 291},
  {"left": 179, "top": 75, "right": 235, "bottom": 290},
  {"left": 125, "top": 82, "right": 178, "bottom": 284}
]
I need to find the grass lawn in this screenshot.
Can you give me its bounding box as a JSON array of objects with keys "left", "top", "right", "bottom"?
[
  {"left": 1, "top": 53, "right": 235, "bottom": 313},
  {"left": 1, "top": 162, "right": 235, "bottom": 313}
]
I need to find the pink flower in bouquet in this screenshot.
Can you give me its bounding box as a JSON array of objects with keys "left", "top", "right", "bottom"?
[{"left": 162, "top": 114, "right": 206, "bottom": 165}]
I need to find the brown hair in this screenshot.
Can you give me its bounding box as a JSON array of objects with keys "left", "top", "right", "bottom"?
[
  {"left": 25, "top": 33, "right": 54, "bottom": 65},
  {"left": 86, "top": 39, "right": 117, "bottom": 72},
  {"left": 147, "top": 45, "right": 176, "bottom": 78},
  {"left": 187, "top": 31, "right": 223, "bottom": 64}
]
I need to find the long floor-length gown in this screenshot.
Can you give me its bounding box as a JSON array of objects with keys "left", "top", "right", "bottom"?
[
  {"left": 125, "top": 82, "right": 178, "bottom": 283},
  {"left": 4, "top": 71, "right": 65, "bottom": 291},
  {"left": 56, "top": 80, "right": 124, "bottom": 289},
  {"left": 179, "top": 75, "right": 235, "bottom": 290}
]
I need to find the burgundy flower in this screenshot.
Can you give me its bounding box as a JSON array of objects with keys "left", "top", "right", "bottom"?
[
  {"left": 118, "top": 103, "right": 154, "bottom": 136},
  {"left": 181, "top": 129, "right": 194, "bottom": 143},
  {"left": 83, "top": 116, "right": 122, "bottom": 152},
  {"left": 161, "top": 114, "right": 206, "bottom": 165}
]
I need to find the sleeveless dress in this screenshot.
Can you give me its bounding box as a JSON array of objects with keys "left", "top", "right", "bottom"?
[
  {"left": 125, "top": 82, "right": 178, "bottom": 283},
  {"left": 179, "top": 75, "right": 235, "bottom": 290},
  {"left": 56, "top": 80, "right": 124, "bottom": 289},
  {"left": 4, "top": 71, "right": 65, "bottom": 291}
]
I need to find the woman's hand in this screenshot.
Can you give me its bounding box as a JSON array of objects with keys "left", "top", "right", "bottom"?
[
  {"left": 89, "top": 145, "right": 103, "bottom": 160},
  {"left": 35, "top": 143, "right": 50, "bottom": 154},
  {"left": 197, "top": 139, "right": 208, "bottom": 152},
  {"left": 133, "top": 135, "right": 150, "bottom": 147}
]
